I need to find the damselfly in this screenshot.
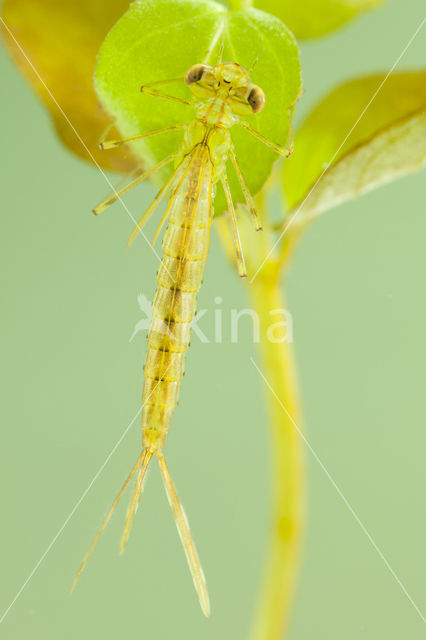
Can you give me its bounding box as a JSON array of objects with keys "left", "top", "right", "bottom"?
[{"left": 73, "top": 54, "right": 292, "bottom": 616}]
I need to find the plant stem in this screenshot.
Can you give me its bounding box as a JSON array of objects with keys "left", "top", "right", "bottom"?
[
  {"left": 215, "top": 212, "right": 304, "bottom": 639},
  {"left": 247, "top": 270, "right": 304, "bottom": 640}
]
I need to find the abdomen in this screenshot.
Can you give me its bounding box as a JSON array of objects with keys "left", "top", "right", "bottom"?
[{"left": 142, "top": 146, "right": 213, "bottom": 450}]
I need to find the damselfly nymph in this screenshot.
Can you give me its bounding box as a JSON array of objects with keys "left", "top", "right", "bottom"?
[{"left": 72, "top": 57, "right": 292, "bottom": 616}]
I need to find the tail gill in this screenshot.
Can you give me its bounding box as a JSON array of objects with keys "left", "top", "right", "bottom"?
[{"left": 71, "top": 449, "right": 210, "bottom": 617}]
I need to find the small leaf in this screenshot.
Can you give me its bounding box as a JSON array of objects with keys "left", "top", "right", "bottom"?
[
  {"left": 1, "top": 0, "right": 137, "bottom": 172},
  {"left": 253, "top": 0, "right": 384, "bottom": 39},
  {"left": 283, "top": 71, "right": 426, "bottom": 221},
  {"left": 94, "top": 0, "right": 301, "bottom": 213}
]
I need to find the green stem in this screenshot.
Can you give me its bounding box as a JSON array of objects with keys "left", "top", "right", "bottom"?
[
  {"left": 247, "top": 270, "right": 304, "bottom": 640},
  {"left": 215, "top": 215, "right": 304, "bottom": 640}
]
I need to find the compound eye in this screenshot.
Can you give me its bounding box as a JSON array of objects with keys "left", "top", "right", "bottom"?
[
  {"left": 185, "top": 64, "right": 208, "bottom": 85},
  {"left": 248, "top": 86, "right": 266, "bottom": 113}
]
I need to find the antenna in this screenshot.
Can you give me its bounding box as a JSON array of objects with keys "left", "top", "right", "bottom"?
[
  {"left": 216, "top": 37, "right": 225, "bottom": 64},
  {"left": 248, "top": 56, "right": 259, "bottom": 74}
]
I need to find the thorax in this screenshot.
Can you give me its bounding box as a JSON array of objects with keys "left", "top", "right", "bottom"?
[{"left": 178, "top": 98, "right": 237, "bottom": 182}]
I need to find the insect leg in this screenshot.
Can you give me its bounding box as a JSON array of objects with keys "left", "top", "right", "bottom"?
[
  {"left": 237, "top": 121, "right": 293, "bottom": 158},
  {"left": 119, "top": 449, "right": 153, "bottom": 554},
  {"left": 221, "top": 173, "right": 247, "bottom": 278},
  {"left": 140, "top": 77, "right": 191, "bottom": 106},
  {"left": 150, "top": 157, "right": 193, "bottom": 249},
  {"left": 93, "top": 155, "right": 174, "bottom": 215},
  {"left": 157, "top": 453, "right": 210, "bottom": 617},
  {"left": 100, "top": 124, "right": 187, "bottom": 150},
  {"left": 71, "top": 451, "right": 145, "bottom": 592},
  {"left": 229, "top": 147, "right": 262, "bottom": 231},
  {"left": 98, "top": 120, "right": 115, "bottom": 148},
  {"left": 127, "top": 156, "right": 190, "bottom": 248}
]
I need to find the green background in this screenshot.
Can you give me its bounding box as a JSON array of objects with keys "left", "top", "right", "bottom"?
[{"left": 0, "top": 0, "right": 425, "bottom": 638}]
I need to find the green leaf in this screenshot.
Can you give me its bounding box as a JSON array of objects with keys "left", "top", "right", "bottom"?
[
  {"left": 95, "top": 0, "right": 301, "bottom": 214},
  {"left": 253, "top": 0, "right": 384, "bottom": 39},
  {"left": 1, "top": 0, "right": 137, "bottom": 172},
  {"left": 283, "top": 71, "right": 426, "bottom": 221}
]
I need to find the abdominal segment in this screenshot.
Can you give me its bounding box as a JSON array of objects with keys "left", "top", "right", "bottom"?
[{"left": 142, "top": 147, "right": 213, "bottom": 449}]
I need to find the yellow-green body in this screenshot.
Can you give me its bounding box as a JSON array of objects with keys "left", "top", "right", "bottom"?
[
  {"left": 76, "top": 61, "right": 286, "bottom": 617},
  {"left": 142, "top": 100, "right": 236, "bottom": 452}
]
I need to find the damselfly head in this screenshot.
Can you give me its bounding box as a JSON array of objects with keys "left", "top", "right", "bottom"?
[{"left": 185, "top": 62, "right": 265, "bottom": 116}]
